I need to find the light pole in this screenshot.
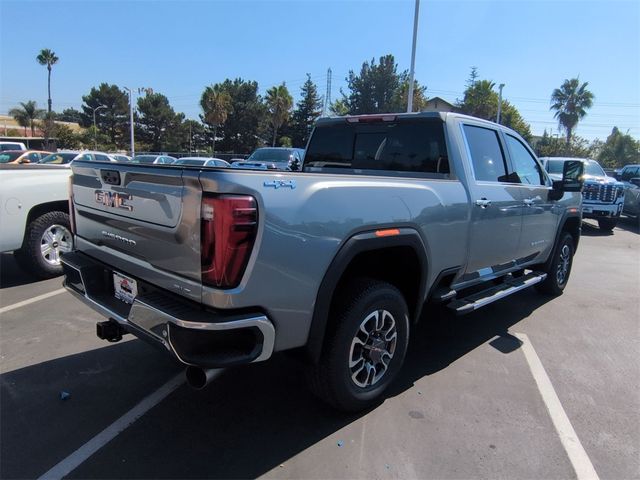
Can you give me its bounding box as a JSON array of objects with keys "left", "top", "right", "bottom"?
[
  {"left": 123, "top": 87, "right": 135, "bottom": 157},
  {"left": 92, "top": 105, "right": 106, "bottom": 150},
  {"left": 497, "top": 83, "right": 505, "bottom": 124},
  {"left": 407, "top": 0, "right": 420, "bottom": 113}
]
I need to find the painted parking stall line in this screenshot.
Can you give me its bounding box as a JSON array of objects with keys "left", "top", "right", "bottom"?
[
  {"left": 515, "top": 332, "right": 599, "bottom": 480},
  {"left": 37, "top": 372, "right": 197, "bottom": 480},
  {"left": 0, "top": 288, "right": 66, "bottom": 315}
]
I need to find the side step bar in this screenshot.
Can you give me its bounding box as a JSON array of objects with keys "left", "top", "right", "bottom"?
[{"left": 447, "top": 272, "right": 547, "bottom": 315}]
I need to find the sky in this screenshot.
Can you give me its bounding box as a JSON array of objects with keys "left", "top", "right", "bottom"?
[{"left": 1, "top": 0, "right": 639, "bottom": 142}]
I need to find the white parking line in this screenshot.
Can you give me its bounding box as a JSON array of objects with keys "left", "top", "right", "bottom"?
[
  {"left": 0, "top": 288, "right": 66, "bottom": 315},
  {"left": 515, "top": 332, "right": 600, "bottom": 480},
  {"left": 37, "top": 371, "right": 198, "bottom": 480}
]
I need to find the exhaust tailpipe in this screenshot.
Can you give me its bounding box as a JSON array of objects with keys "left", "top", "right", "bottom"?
[{"left": 185, "top": 366, "right": 221, "bottom": 390}]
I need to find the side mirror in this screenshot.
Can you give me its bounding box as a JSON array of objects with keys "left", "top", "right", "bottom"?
[
  {"left": 630, "top": 178, "right": 640, "bottom": 188},
  {"left": 561, "top": 160, "right": 584, "bottom": 192},
  {"left": 549, "top": 160, "right": 584, "bottom": 200}
]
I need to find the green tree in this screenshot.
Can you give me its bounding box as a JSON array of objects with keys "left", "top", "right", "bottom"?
[
  {"left": 289, "top": 74, "right": 323, "bottom": 147},
  {"left": 596, "top": 127, "right": 640, "bottom": 168},
  {"left": 534, "top": 130, "right": 591, "bottom": 157},
  {"left": 342, "top": 54, "right": 408, "bottom": 114},
  {"left": 136, "top": 92, "right": 185, "bottom": 152},
  {"left": 393, "top": 78, "right": 428, "bottom": 112},
  {"left": 57, "top": 107, "right": 83, "bottom": 123},
  {"left": 265, "top": 83, "right": 293, "bottom": 146},
  {"left": 52, "top": 123, "right": 80, "bottom": 149},
  {"left": 550, "top": 78, "right": 594, "bottom": 145},
  {"left": 457, "top": 70, "right": 532, "bottom": 140},
  {"left": 330, "top": 99, "right": 350, "bottom": 116},
  {"left": 200, "top": 84, "right": 232, "bottom": 153},
  {"left": 179, "top": 119, "right": 212, "bottom": 153},
  {"left": 36, "top": 49, "right": 59, "bottom": 114},
  {"left": 212, "top": 78, "right": 267, "bottom": 153},
  {"left": 9, "top": 101, "right": 44, "bottom": 136},
  {"left": 80, "top": 83, "right": 130, "bottom": 148}
]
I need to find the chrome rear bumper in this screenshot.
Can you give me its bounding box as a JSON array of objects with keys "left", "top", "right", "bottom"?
[{"left": 61, "top": 251, "right": 275, "bottom": 368}]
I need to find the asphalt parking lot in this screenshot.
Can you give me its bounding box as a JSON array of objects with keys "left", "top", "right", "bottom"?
[{"left": 1, "top": 218, "right": 638, "bottom": 480}]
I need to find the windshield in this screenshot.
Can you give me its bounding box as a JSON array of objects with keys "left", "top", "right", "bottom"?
[
  {"left": 175, "top": 159, "right": 205, "bottom": 166},
  {"left": 305, "top": 119, "right": 449, "bottom": 176},
  {"left": 39, "top": 152, "right": 77, "bottom": 164},
  {"left": 248, "top": 148, "right": 291, "bottom": 162},
  {"left": 584, "top": 160, "right": 606, "bottom": 176},
  {"left": 131, "top": 155, "right": 158, "bottom": 164},
  {"left": 0, "top": 151, "right": 23, "bottom": 163}
]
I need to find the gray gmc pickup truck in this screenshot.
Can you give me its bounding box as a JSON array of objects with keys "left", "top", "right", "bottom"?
[{"left": 61, "top": 112, "right": 584, "bottom": 411}]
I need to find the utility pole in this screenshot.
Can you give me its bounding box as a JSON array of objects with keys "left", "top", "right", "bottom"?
[
  {"left": 124, "top": 87, "right": 135, "bottom": 157},
  {"left": 323, "top": 68, "right": 332, "bottom": 116},
  {"left": 92, "top": 105, "right": 106, "bottom": 150},
  {"left": 407, "top": 0, "right": 420, "bottom": 113},
  {"left": 497, "top": 83, "right": 505, "bottom": 124}
]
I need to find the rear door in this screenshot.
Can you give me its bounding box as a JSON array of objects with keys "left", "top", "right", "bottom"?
[
  {"left": 503, "top": 133, "right": 558, "bottom": 263},
  {"left": 71, "top": 161, "right": 203, "bottom": 301},
  {"left": 460, "top": 123, "right": 522, "bottom": 275}
]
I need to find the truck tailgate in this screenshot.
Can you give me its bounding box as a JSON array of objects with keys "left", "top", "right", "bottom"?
[{"left": 71, "top": 161, "right": 203, "bottom": 301}]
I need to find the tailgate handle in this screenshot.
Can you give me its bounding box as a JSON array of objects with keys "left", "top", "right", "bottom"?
[{"left": 101, "top": 170, "right": 121, "bottom": 186}]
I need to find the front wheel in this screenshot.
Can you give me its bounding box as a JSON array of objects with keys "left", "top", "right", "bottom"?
[
  {"left": 536, "top": 232, "right": 574, "bottom": 296},
  {"left": 597, "top": 217, "right": 617, "bottom": 231},
  {"left": 308, "top": 279, "right": 410, "bottom": 412}
]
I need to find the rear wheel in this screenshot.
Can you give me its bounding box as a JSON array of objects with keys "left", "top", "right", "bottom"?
[
  {"left": 536, "top": 232, "right": 574, "bottom": 296},
  {"left": 15, "top": 211, "right": 73, "bottom": 278},
  {"left": 308, "top": 279, "right": 409, "bottom": 412},
  {"left": 597, "top": 218, "right": 617, "bottom": 231}
]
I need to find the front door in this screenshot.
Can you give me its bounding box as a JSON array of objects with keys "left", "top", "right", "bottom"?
[{"left": 461, "top": 123, "right": 523, "bottom": 275}]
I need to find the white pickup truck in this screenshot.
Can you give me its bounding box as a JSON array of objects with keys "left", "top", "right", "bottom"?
[{"left": 0, "top": 164, "right": 73, "bottom": 277}]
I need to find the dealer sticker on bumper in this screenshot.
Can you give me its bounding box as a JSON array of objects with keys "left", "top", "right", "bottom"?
[{"left": 113, "top": 272, "right": 138, "bottom": 304}]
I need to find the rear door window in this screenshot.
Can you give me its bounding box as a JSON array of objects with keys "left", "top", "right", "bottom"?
[
  {"left": 304, "top": 118, "right": 450, "bottom": 177},
  {"left": 462, "top": 125, "right": 508, "bottom": 182}
]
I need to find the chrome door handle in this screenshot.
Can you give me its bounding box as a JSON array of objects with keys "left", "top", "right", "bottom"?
[
  {"left": 523, "top": 198, "right": 534, "bottom": 206},
  {"left": 475, "top": 198, "right": 492, "bottom": 208}
]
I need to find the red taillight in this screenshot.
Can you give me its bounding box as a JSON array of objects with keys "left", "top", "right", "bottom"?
[
  {"left": 68, "top": 175, "right": 76, "bottom": 234},
  {"left": 200, "top": 195, "right": 257, "bottom": 289}
]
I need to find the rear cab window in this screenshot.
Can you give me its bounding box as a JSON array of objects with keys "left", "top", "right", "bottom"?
[{"left": 303, "top": 116, "right": 450, "bottom": 178}]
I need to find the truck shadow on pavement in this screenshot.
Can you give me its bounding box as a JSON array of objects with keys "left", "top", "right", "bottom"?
[
  {"left": 0, "top": 253, "right": 45, "bottom": 288},
  {"left": 0, "top": 289, "right": 552, "bottom": 479}
]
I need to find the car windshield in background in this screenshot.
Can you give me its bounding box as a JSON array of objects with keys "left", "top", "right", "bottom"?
[
  {"left": 0, "top": 152, "right": 23, "bottom": 163},
  {"left": 39, "top": 152, "right": 77, "bottom": 164},
  {"left": 304, "top": 119, "right": 450, "bottom": 176},
  {"left": 0, "top": 144, "right": 23, "bottom": 151},
  {"left": 585, "top": 160, "right": 606, "bottom": 176},
  {"left": 175, "top": 159, "right": 206, "bottom": 166},
  {"left": 131, "top": 155, "right": 158, "bottom": 164},
  {"left": 545, "top": 160, "right": 566, "bottom": 174},
  {"left": 248, "top": 149, "right": 291, "bottom": 162}
]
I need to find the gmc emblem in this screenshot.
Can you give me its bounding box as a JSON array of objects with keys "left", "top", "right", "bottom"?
[{"left": 94, "top": 190, "right": 133, "bottom": 211}]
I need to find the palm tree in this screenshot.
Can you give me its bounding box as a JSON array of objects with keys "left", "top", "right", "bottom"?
[
  {"left": 200, "top": 85, "right": 232, "bottom": 153},
  {"left": 9, "top": 101, "right": 44, "bottom": 136},
  {"left": 36, "top": 49, "right": 59, "bottom": 115},
  {"left": 550, "top": 78, "right": 594, "bottom": 145},
  {"left": 265, "top": 83, "right": 293, "bottom": 146}
]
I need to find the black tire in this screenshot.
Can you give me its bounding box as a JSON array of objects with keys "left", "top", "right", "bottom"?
[
  {"left": 597, "top": 218, "right": 617, "bottom": 231},
  {"left": 15, "top": 211, "right": 73, "bottom": 279},
  {"left": 308, "top": 279, "right": 410, "bottom": 412},
  {"left": 536, "top": 232, "right": 574, "bottom": 296}
]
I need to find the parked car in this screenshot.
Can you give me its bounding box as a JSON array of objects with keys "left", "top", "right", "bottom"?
[
  {"left": 39, "top": 151, "right": 116, "bottom": 165},
  {"left": 111, "top": 154, "right": 132, "bottom": 163},
  {"left": 174, "top": 157, "right": 231, "bottom": 167},
  {"left": 131, "top": 154, "right": 177, "bottom": 165},
  {"left": 62, "top": 112, "right": 585, "bottom": 411},
  {"left": 0, "top": 150, "right": 51, "bottom": 164},
  {"left": 235, "top": 147, "right": 304, "bottom": 171},
  {"left": 541, "top": 157, "right": 625, "bottom": 231},
  {"left": 0, "top": 141, "right": 27, "bottom": 151},
  {"left": 0, "top": 164, "right": 73, "bottom": 277},
  {"left": 615, "top": 164, "right": 640, "bottom": 218}
]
